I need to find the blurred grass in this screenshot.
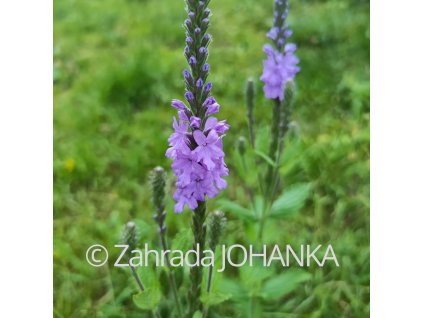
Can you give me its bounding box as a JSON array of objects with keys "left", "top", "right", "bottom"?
[{"left": 54, "top": 0, "right": 369, "bottom": 317}]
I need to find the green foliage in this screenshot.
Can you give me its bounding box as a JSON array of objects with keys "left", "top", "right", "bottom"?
[
  {"left": 132, "top": 267, "right": 161, "bottom": 310},
  {"left": 260, "top": 270, "right": 312, "bottom": 300},
  {"left": 171, "top": 228, "right": 193, "bottom": 252},
  {"left": 201, "top": 275, "right": 232, "bottom": 307},
  {"left": 54, "top": 0, "right": 370, "bottom": 317},
  {"left": 270, "top": 183, "right": 312, "bottom": 218},
  {"left": 217, "top": 199, "right": 256, "bottom": 221},
  {"left": 192, "top": 311, "right": 202, "bottom": 318}
]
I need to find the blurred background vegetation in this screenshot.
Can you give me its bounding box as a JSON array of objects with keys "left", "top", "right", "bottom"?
[{"left": 54, "top": 0, "right": 369, "bottom": 317}]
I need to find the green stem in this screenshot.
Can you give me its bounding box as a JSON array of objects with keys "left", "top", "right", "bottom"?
[
  {"left": 202, "top": 253, "right": 216, "bottom": 317},
  {"left": 265, "top": 99, "right": 282, "bottom": 197},
  {"left": 246, "top": 80, "right": 256, "bottom": 148},
  {"left": 257, "top": 200, "right": 271, "bottom": 241},
  {"left": 206, "top": 264, "right": 214, "bottom": 293},
  {"left": 258, "top": 99, "right": 282, "bottom": 241},
  {"left": 188, "top": 201, "right": 207, "bottom": 317},
  {"left": 158, "top": 229, "right": 183, "bottom": 318},
  {"left": 249, "top": 296, "right": 256, "bottom": 318},
  {"left": 130, "top": 265, "right": 145, "bottom": 291},
  {"left": 258, "top": 90, "right": 293, "bottom": 241}
]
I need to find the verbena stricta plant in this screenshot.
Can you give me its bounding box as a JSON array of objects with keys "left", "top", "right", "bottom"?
[
  {"left": 165, "top": 0, "right": 229, "bottom": 316},
  {"left": 236, "top": 0, "right": 299, "bottom": 241}
]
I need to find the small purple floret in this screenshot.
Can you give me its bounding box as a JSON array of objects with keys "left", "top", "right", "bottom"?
[
  {"left": 185, "top": 91, "right": 194, "bottom": 101},
  {"left": 189, "top": 56, "right": 197, "bottom": 65}
]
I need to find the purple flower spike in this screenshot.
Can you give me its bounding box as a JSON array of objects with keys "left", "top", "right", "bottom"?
[
  {"left": 167, "top": 0, "right": 229, "bottom": 213},
  {"left": 261, "top": 0, "right": 299, "bottom": 100}
]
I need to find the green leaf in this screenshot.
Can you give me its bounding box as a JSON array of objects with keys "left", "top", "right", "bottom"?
[
  {"left": 201, "top": 268, "right": 232, "bottom": 305},
  {"left": 219, "top": 279, "right": 247, "bottom": 301},
  {"left": 252, "top": 195, "right": 265, "bottom": 218},
  {"left": 201, "top": 291, "right": 232, "bottom": 306},
  {"left": 260, "top": 270, "right": 311, "bottom": 300},
  {"left": 254, "top": 149, "right": 276, "bottom": 167},
  {"left": 171, "top": 228, "right": 193, "bottom": 251},
  {"left": 192, "top": 311, "right": 202, "bottom": 318},
  {"left": 132, "top": 266, "right": 161, "bottom": 310},
  {"left": 270, "top": 183, "right": 311, "bottom": 218},
  {"left": 133, "top": 289, "right": 161, "bottom": 310},
  {"left": 239, "top": 259, "right": 274, "bottom": 294},
  {"left": 217, "top": 199, "right": 256, "bottom": 221}
]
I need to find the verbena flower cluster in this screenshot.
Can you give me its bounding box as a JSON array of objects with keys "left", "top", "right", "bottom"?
[
  {"left": 261, "top": 0, "right": 300, "bottom": 100},
  {"left": 166, "top": 0, "right": 229, "bottom": 213}
]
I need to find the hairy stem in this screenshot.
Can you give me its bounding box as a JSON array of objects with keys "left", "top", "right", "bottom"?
[
  {"left": 246, "top": 79, "right": 256, "bottom": 148},
  {"left": 157, "top": 225, "right": 183, "bottom": 318},
  {"left": 259, "top": 93, "right": 292, "bottom": 241},
  {"left": 188, "top": 201, "right": 207, "bottom": 317},
  {"left": 130, "top": 265, "right": 145, "bottom": 291}
]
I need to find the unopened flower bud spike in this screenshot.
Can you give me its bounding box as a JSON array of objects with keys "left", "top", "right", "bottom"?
[
  {"left": 149, "top": 167, "right": 183, "bottom": 318},
  {"left": 121, "top": 222, "right": 145, "bottom": 291}
]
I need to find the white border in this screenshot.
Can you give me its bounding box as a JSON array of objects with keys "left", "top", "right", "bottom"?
[
  {"left": 1, "top": 0, "right": 423, "bottom": 316},
  {"left": 371, "top": 0, "right": 423, "bottom": 317},
  {"left": 0, "top": 0, "right": 52, "bottom": 316}
]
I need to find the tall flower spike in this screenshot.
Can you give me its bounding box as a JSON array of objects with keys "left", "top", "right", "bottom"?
[
  {"left": 166, "top": 1, "right": 228, "bottom": 315},
  {"left": 258, "top": 0, "right": 298, "bottom": 241},
  {"left": 260, "top": 0, "right": 300, "bottom": 100},
  {"left": 166, "top": 0, "right": 229, "bottom": 214}
]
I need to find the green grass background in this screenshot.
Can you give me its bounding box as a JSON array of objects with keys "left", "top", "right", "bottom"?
[{"left": 54, "top": 0, "right": 369, "bottom": 317}]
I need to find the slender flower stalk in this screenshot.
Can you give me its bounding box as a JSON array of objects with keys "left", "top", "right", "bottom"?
[
  {"left": 258, "top": 0, "right": 299, "bottom": 240},
  {"left": 166, "top": 0, "right": 229, "bottom": 315},
  {"left": 150, "top": 167, "right": 183, "bottom": 318},
  {"left": 246, "top": 78, "right": 256, "bottom": 148}
]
